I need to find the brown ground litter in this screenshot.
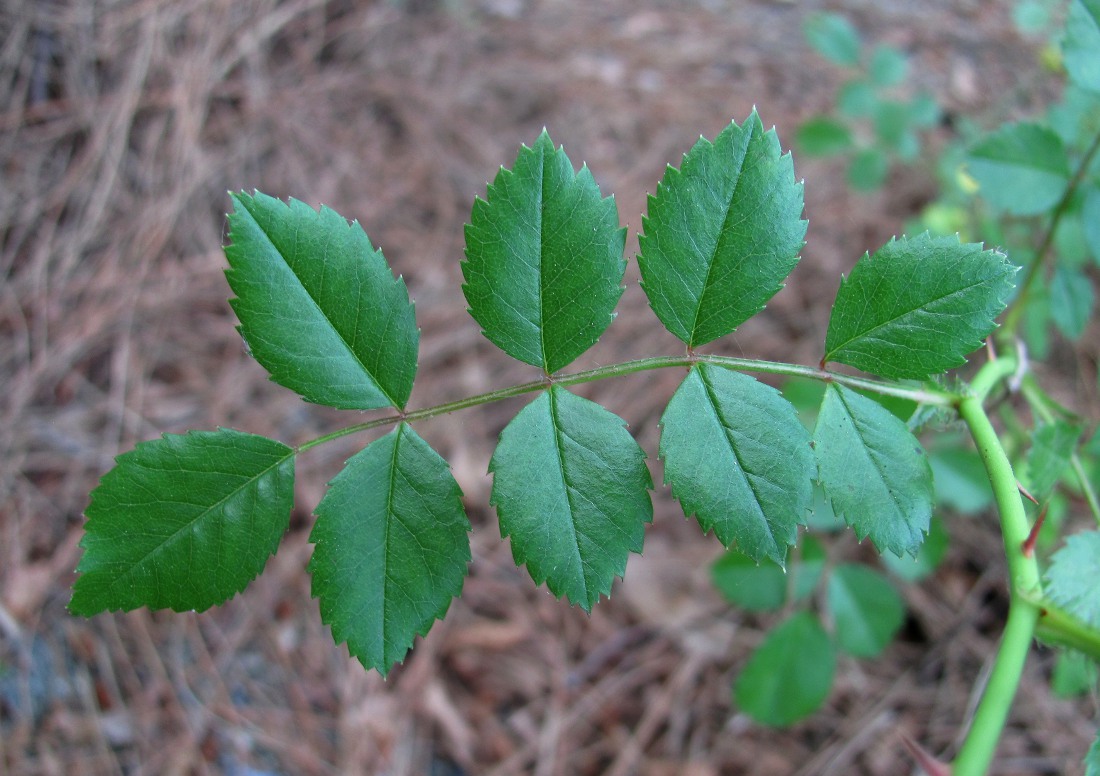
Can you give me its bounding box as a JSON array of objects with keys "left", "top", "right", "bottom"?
[{"left": 2, "top": 1, "right": 1097, "bottom": 774}]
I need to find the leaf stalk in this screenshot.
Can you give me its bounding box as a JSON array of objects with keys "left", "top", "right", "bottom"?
[{"left": 296, "top": 354, "right": 958, "bottom": 453}]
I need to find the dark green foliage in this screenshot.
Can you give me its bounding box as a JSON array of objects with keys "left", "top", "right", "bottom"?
[
  {"left": 225, "top": 192, "right": 419, "bottom": 410},
  {"left": 660, "top": 364, "right": 813, "bottom": 565},
  {"left": 462, "top": 131, "right": 626, "bottom": 374},
  {"left": 734, "top": 611, "right": 837, "bottom": 726},
  {"left": 813, "top": 384, "right": 933, "bottom": 558},
  {"left": 824, "top": 233, "right": 1016, "bottom": 379},
  {"left": 71, "top": 429, "right": 294, "bottom": 615},
  {"left": 309, "top": 424, "right": 470, "bottom": 676},
  {"left": 69, "top": 65, "right": 1100, "bottom": 771},
  {"left": 638, "top": 112, "right": 806, "bottom": 348},
  {"left": 490, "top": 385, "right": 652, "bottom": 611}
]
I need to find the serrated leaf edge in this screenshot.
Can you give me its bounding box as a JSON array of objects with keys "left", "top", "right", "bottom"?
[
  {"left": 71, "top": 428, "right": 295, "bottom": 615},
  {"left": 227, "top": 191, "right": 416, "bottom": 410}
]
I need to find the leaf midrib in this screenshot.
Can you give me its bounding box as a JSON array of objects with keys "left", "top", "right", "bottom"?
[
  {"left": 688, "top": 134, "right": 753, "bottom": 347},
  {"left": 537, "top": 146, "right": 549, "bottom": 373},
  {"left": 380, "top": 424, "right": 403, "bottom": 665},
  {"left": 548, "top": 387, "right": 589, "bottom": 603},
  {"left": 698, "top": 366, "right": 779, "bottom": 558},
  {"left": 833, "top": 386, "right": 914, "bottom": 545},
  {"left": 240, "top": 199, "right": 400, "bottom": 409},
  {"left": 826, "top": 264, "right": 998, "bottom": 362},
  {"left": 104, "top": 449, "right": 292, "bottom": 601}
]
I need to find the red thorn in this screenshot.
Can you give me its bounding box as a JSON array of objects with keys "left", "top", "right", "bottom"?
[
  {"left": 901, "top": 733, "right": 952, "bottom": 776},
  {"left": 1016, "top": 481, "right": 1040, "bottom": 505},
  {"left": 1021, "top": 503, "right": 1048, "bottom": 558}
]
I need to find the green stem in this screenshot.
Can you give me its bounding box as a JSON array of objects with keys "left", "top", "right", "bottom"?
[
  {"left": 297, "top": 354, "right": 958, "bottom": 453},
  {"left": 1001, "top": 127, "right": 1100, "bottom": 336},
  {"left": 952, "top": 356, "right": 1043, "bottom": 776}
]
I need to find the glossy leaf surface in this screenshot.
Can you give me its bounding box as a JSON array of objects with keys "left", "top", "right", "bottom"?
[
  {"left": 638, "top": 112, "right": 806, "bottom": 347},
  {"left": 225, "top": 192, "right": 418, "bottom": 410},
  {"left": 309, "top": 424, "right": 471, "bottom": 676},
  {"left": 660, "top": 364, "right": 813, "bottom": 564},
  {"left": 463, "top": 131, "right": 626, "bottom": 373},
  {"left": 734, "top": 611, "right": 836, "bottom": 727},
  {"left": 490, "top": 385, "right": 652, "bottom": 611},
  {"left": 824, "top": 233, "right": 1016, "bottom": 379},
  {"left": 813, "top": 384, "right": 933, "bottom": 557},
  {"left": 70, "top": 429, "right": 294, "bottom": 615}
]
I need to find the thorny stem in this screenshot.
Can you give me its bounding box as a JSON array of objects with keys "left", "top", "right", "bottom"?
[
  {"left": 952, "top": 355, "right": 1043, "bottom": 776},
  {"left": 296, "top": 354, "right": 957, "bottom": 453},
  {"left": 296, "top": 348, "right": 1096, "bottom": 774}
]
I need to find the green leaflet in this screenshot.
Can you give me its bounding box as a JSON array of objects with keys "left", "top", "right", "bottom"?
[
  {"left": 814, "top": 384, "right": 933, "bottom": 557},
  {"left": 823, "top": 233, "right": 1017, "bottom": 379},
  {"left": 711, "top": 551, "right": 787, "bottom": 612},
  {"left": 869, "top": 45, "right": 908, "bottom": 87},
  {"left": 882, "top": 517, "right": 950, "bottom": 582},
  {"left": 826, "top": 564, "right": 905, "bottom": 657},
  {"left": 1051, "top": 651, "right": 1098, "bottom": 698},
  {"left": 70, "top": 429, "right": 294, "bottom": 615},
  {"left": 734, "top": 611, "right": 836, "bottom": 727},
  {"left": 1086, "top": 730, "right": 1100, "bottom": 776},
  {"left": 660, "top": 364, "right": 813, "bottom": 565},
  {"left": 309, "top": 424, "right": 470, "bottom": 677},
  {"left": 1024, "top": 420, "right": 1084, "bottom": 499},
  {"left": 1050, "top": 266, "right": 1095, "bottom": 340},
  {"left": 638, "top": 112, "right": 806, "bottom": 348},
  {"left": 1045, "top": 531, "right": 1100, "bottom": 630},
  {"left": 796, "top": 117, "right": 853, "bottom": 156},
  {"left": 847, "top": 148, "right": 889, "bottom": 191},
  {"left": 462, "top": 131, "right": 626, "bottom": 373},
  {"left": 1084, "top": 188, "right": 1100, "bottom": 264},
  {"left": 712, "top": 535, "right": 825, "bottom": 612},
  {"left": 225, "top": 192, "right": 418, "bottom": 410},
  {"left": 490, "top": 385, "right": 652, "bottom": 611},
  {"left": 1064, "top": 0, "right": 1100, "bottom": 92},
  {"left": 839, "top": 80, "right": 877, "bottom": 118},
  {"left": 967, "top": 123, "right": 1070, "bottom": 215},
  {"left": 804, "top": 12, "right": 861, "bottom": 67},
  {"left": 929, "top": 446, "right": 994, "bottom": 515},
  {"left": 873, "top": 100, "right": 919, "bottom": 159}
]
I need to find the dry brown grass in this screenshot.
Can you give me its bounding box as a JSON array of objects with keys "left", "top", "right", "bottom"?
[{"left": 1, "top": 0, "right": 1097, "bottom": 773}]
